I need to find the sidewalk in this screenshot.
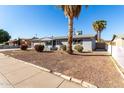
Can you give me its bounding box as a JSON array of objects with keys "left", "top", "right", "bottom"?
[
  {"left": 0, "top": 48, "right": 20, "bottom": 52},
  {"left": 0, "top": 48, "right": 33, "bottom": 52},
  {"left": 0, "top": 53, "right": 85, "bottom": 88}
]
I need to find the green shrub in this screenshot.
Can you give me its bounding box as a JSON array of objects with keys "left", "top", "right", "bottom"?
[
  {"left": 34, "top": 44, "right": 44, "bottom": 52},
  {"left": 74, "top": 44, "right": 83, "bottom": 53},
  {"left": 20, "top": 44, "right": 28, "bottom": 50},
  {"left": 60, "top": 45, "right": 66, "bottom": 51}
]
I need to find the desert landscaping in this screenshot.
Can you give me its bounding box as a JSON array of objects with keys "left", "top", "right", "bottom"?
[{"left": 2, "top": 50, "right": 124, "bottom": 88}]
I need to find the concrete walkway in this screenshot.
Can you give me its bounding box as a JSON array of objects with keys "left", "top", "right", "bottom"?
[
  {"left": 0, "top": 48, "right": 33, "bottom": 52},
  {"left": 0, "top": 48, "right": 20, "bottom": 52},
  {"left": 0, "top": 53, "right": 84, "bottom": 88}
]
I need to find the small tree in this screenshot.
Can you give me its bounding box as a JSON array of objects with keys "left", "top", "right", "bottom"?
[
  {"left": 0, "top": 29, "right": 11, "bottom": 43},
  {"left": 74, "top": 44, "right": 83, "bottom": 52},
  {"left": 34, "top": 44, "right": 44, "bottom": 52},
  {"left": 20, "top": 44, "right": 28, "bottom": 50},
  {"left": 60, "top": 45, "right": 66, "bottom": 51}
]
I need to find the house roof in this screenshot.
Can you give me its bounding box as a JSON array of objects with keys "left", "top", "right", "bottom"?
[
  {"left": 31, "top": 37, "right": 53, "bottom": 42},
  {"left": 53, "top": 34, "right": 95, "bottom": 40},
  {"left": 32, "top": 34, "right": 95, "bottom": 42},
  {"left": 41, "top": 37, "right": 53, "bottom": 41}
]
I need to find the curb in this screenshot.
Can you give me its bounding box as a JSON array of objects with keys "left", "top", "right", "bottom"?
[
  {"left": 60, "top": 74, "right": 71, "bottom": 81},
  {"left": 52, "top": 72, "right": 62, "bottom": 76},
  {"left": 2, "top": 53, "right": 97, "bottom": 88},
  {"left": 71, "top": 77, "right": 82, "bottom": 84},
  {"left": 82, "top": 81, "right": 97, "bottom": 88}
]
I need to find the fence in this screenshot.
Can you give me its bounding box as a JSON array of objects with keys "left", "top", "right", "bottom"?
[
  {"left": 108, "top": 45, "right": 124, "bottom": 68},
  {"left": 0, "top": 45, "right": 20, "bottom": 49}
]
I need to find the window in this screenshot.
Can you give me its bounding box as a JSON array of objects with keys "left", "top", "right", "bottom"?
[
  {"left": 73, "top": 39, "right": 82, "bottom": 45},
  {"left": 46, "top": 41, "right": 52, "bottom": 45},
  {"left": 56, "top": 40, "right": 62, "bottom": 45}
]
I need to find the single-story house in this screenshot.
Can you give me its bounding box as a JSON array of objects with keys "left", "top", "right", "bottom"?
[
  {"left": 8, "top": 38, "right": 34, "bottom": 47},
  {"left": 31, "top": 34, "right": 96, "bottom": 52}
]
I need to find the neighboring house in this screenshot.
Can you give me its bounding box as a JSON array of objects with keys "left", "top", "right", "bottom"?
[
  {"left": 31, "top": 34, "right": 96, "bottom": 52},
  {"left": 8, "top": 39, "right": 18, "bottom": 46},
  {"left": 0, "top": 40, "right": 19, "bottom": 49},
  {"left": 8, "top": 38, "right": 32, "bottom": 46},
  {"left": 112, "top": 34, "right": 124, "bottom": 47}
]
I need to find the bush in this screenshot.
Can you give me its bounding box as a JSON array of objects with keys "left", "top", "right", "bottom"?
[
  {"left": 74, "top": 44, "right": 83, "bottom": 53},
  {"left": 20, "top": 44, "right": 28, "bottom": 50},
  {"left": 60, "top": 45, "right": 66, "bottom": 51},
  {"left": 34, "top": 44, "right": 44, "bottom": 52}
]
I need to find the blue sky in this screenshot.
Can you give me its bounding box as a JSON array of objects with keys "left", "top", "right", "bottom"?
[{"left": 0, "top": 5, "right": 124, "bottom": 40}]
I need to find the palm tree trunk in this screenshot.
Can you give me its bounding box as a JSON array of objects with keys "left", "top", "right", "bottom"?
[
  {"left": 99, "top": 32, "right": 101, "bottom": 42},
  {"left": 67, "top": 17, "right": 73, "bottom": 54},
  {"left": 97, "top": 31, "right": 101, "bottom": 42},
  {"left": 97, "top": 31, "right": 99, "bottom": 42}
]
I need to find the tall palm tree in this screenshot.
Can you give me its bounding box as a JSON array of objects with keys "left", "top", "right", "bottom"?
[
  {"left": 92, "top": 20, "right": 107, "bottom": 42},
  {"left": 58, "top": 5, "right": 87, "bottom": 54}
]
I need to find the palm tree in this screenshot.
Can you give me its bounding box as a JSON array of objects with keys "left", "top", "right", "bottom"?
[
  {"left": 92, "top": 20, "right": 107, "bottom": 42},
  {"left": 58, "top": 5, "right": 87, "bottom": 54}
]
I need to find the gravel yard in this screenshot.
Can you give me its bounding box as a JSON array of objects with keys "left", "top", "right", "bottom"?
[{"left": 2, "top": 50, "right": 124, "bottom": 88}]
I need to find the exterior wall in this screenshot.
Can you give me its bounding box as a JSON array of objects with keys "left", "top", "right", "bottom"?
[
  {"left": 8, "top": 40, "right": 18, "bottom": 46},
  {"left": 113, "top": 38, "right": 123, "bottom": 46},
  {"left": 55, "top": 45, "right": 60, "bottom": 50},
  {"left": 61, "top": 41, "right": 68, "bottom": 46},
  {"left": 55, "top": 38, "right": 95, "bottom": 52},
  {"left": 108, "top": 45, "right": 124, "bottom": 69},
  {"left": 122, "top": 39, "right": 124, "bottom": 46},
  {"left": 8, "top": 42, "right": 15, "bottom": 46},
  {"left": 108, "top": 45, "right": 111, "bottom": 54},
  {"left": 31, "top": 37, "right": 95, "bottom": 51},
  {"left": 92, "top": 38, "right": 96, "bottom": 50},
  {"left": 55, "top": 40, "right": 68, "bottom": 50},
  {"left": 57, "top": 38, "right": 95, "bottom": 51},
  {"left": 44, "top": 45, "right": 52, "bottom": 51},
  {"left": 107, "top": 38, "right": 124, "bottom": 69},
  {"left": 73, "top": 38, "right": 95, "bottom": 51},
  {"left": 82, "top": 40, "right": 92, "bottom": 51}
]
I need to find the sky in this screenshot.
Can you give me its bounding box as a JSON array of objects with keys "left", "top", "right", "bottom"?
[{"left": 0, "top": 5, "right": 124, "bottom": 40}]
